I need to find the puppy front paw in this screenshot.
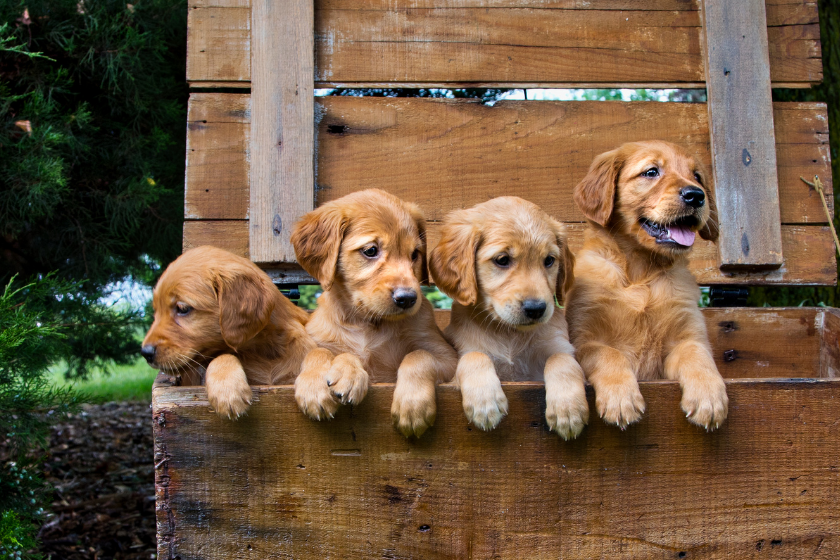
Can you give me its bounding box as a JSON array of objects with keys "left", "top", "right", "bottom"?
[
  {"left": 325, "top": 353, "right": 369, "bottom": 406},
  {"left": 460, "top": 374, "right": 508, "bottom": 431},
  {"left": 295, "top": 373, "right": 339, "bottom": 421},
  {"left": 205, "top": 357, "right": 252, "bottom": 420},
  {"left": 545, "top": 386, "right": 589, "bottom": 441},
  {"left": 595, "top": 381, "right": 645, "bottom": 429},
  {"left": 681, "top": 374, "right": 728, "bottom": 431},
  {"left": 391, "top": 378, "right": 437, "bottom": 438}
]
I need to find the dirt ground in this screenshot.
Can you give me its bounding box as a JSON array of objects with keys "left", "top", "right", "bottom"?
[{"left": 38, "top": 401, "right": 156, "bottom": 560}]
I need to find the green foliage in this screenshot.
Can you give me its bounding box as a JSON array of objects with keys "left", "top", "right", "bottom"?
[
  {"left": 0, "top": 510, "right": 39, "bottom": 560},
  {"left": 0, "top": 275, "right": 91, "bottom": 559},
  {"left": 0, "top": 0, "right": 187, "bottom": 373}
]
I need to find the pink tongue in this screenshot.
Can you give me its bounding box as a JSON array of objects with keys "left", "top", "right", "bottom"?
[{"left": 668, "top": 226, "right": 696, "bottom": 247}]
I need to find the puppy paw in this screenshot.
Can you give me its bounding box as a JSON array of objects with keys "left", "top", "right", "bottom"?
[
  {"left": 595, "top": 382, "right": 645, "bottom": 429},
  {"left": 545, "top": 386, "right": 589, "bottom": 440},
  {"left": 681, "top": 374, "right": 728, "bottom": 431},
  {"left": 460, "top": 373, "right": 508, "bottom": 431},
  {"left": 391, "top": 378, "right": 437, "bottom": 438},
  {"left": 325, "top": 353, "right": 369, "bottom": 406},
  {"left": 205, "top": 358, "right": 252, "bottom": 420},
  {"left": 295, "top": 373, "right": 339, "bottom": 421}
]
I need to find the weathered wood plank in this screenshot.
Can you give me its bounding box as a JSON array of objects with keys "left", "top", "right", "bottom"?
[
  {"left": 183, "top": 220, "right": 837, "bottom": 286},
  {"left": 185, "top": 96, "right": 833, "bottom": 225},
  {"left": 153, "top": 379, "right": 840, "bottom": 560},
  {"left": 430, "top": 307, "right": 823, "bottom": 379},
  {"left": 186, "top": 6, "right": 250, "bottom": 83},
  {"left": 186, "top": 0, "right": 822, "bottom": 86},
  {"left": 249, "top": 0, "right": 315, "bottom": 263},
  {"left": 703, "top": 0, "right": 784, "bottom": 269}
]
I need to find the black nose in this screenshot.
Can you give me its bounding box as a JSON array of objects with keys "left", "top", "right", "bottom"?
[
  {"left": 392, "top": 288, "right": 417, "bottom": 309},
  {"left": 680, "top": 186, "right": 706, "bottom": 208},
  {"left": 140, "top": 345, "right": 156, "bottom": 364},
  {"left": 522, "top": 299, "right": 547, "bottom": 320}
]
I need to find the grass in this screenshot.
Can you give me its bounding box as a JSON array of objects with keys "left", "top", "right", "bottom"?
[{"left": 48, "top": 357, "right": 158, "bottom": 403}]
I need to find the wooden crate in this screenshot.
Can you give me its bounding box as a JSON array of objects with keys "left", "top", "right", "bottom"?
[{"left": 158, "top": 0, "right": 839, "bottom": 557}]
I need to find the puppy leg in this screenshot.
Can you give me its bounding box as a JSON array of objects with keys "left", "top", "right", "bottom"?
[
  {"left": 294, "top": 348, "right": 339, "bottom": 421},
  {"left": 544, "top": 353, "right": 589, "bottom": 440},
  {"left": 205, "top": 354, "right": 252, "bottom": 419},
  {"left": 665, "top": 340, "right": 728, "bottom": 430},
  {"left": 326, "top": 353, "right": 370, "bottom": 405},
  {"left": 578, "top": 342, "right": 645, "bottom": 429},
  {"left": 456, "top": 352, "right": 508, "bottom": 431},
  {"left": 391, "top": 350, "right": 439, "bottom": 438}
]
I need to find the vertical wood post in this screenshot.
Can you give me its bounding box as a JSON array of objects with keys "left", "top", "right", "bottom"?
[
  {"left": 250, "top": 0, "right": 314, "bottom": 264},
  {"left": 702, "top": 0, "right": 783, "bottom": 270}
]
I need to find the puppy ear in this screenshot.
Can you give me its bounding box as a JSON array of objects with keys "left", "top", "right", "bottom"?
[
  {"left": 291, "top": 203, "right": 348, "bottom": 290},
  {"left": 699, "top": 184, "right": 720, "bottom": 242},
  {"left": 574, "top": 148, "right": 622, "bottom": 227},
  {"left": 550, "top": 219, "right": 576, "bottom": 305},
  {"left": 216, "top": 267, "right": 276, "bottom": 351},
  {"left": 406, "top": 202, "right": 430, "bottom": 285},
  {"left": 429, "top": 210, "right": 480, "bottom": 306}
]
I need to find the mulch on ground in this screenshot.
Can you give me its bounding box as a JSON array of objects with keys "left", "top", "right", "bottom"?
[{"left": 38, "top": 401, "right": 156, "bottom": 560}]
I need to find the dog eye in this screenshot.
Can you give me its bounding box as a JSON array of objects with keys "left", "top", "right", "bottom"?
[
  {"left": 544, "top": 256, "right": 556, "bottom": 268},
  {"left": 642, "top": 167, "right": 659, "bottom": 178},
  {"left": 411, "top": 249, "right": 420, "bottom": 261},
  {"left": 494, "top": 254, "right": 511, "bottom": 267},
  {"left": 175, "top": 302, "right": 193, "bottom": 315},
  {"left": 694, "top": 172, "right": 703, "bottom": 185},
  {"left": 361, "top": 245, "right": 379, "bottom": 258}
]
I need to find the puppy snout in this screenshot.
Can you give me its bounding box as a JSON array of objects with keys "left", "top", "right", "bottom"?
[
  {"left": 521, "top": 299, "right": 547, "bottom": 320},
  {"left": 392, "top": 288, "right": 418, "bottom": 309},
  {"left": 140, "top": 344, "right": 157, "bottom": 364},
  {"left": 680, "top": 186, "right": 706, "bottom": 208}
]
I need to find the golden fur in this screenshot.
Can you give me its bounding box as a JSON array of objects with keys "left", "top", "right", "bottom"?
[
  {"left": 429, "top": 197, "right": 589, "bottom": 439},
  {"left": 290, "top": 189, "right": 458, "bottom": 437},
  {"left": 566, "top": 140, "right": 728, "bottom": 430},
  {"left": 141, "top": 246, "right": 313, "bottom": 418}
]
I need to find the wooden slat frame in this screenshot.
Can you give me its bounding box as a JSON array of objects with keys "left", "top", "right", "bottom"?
[
  {"left": 249, "top": 0, "right": 315, "bottom": 263},
  {"left": 703, "top": 0, "right": 783, "bottom": 269}
]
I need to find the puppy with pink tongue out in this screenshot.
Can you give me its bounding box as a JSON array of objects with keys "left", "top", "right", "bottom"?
[{"left": 565, "top": 141, "right": 729, "bottom": 431}]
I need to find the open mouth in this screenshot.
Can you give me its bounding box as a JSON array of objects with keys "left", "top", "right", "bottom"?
[{"left": 639, "top": 215, "right": 699, "bottom": 248}]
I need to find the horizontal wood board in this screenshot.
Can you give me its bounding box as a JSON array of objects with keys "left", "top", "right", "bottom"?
[
  {"left": 154, "top": 378, "right": 840, "bottom": 559},
  {"left": 186, "top": 0, "right": 822, "bottom": 86},
  {"left": 183, "top": 220, "right": 837, "bottom": 285},
  {"left": 185, "top": 95, "right": 833, "bottom": 225}
]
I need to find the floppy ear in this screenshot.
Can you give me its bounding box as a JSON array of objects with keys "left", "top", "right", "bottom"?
[
  {"left": 405, "top": 202, "right": 430, "bottom": 285},
  {"left": 290, "top": 203, "right": 348, "bottom": 290},
  {"left": 699, "top": 184, "right": 720, "bottom": 242},
  {"left": 428, "top": 210, "right": 480, "bottom": 306},
  {"left": 216, "top": 267, "right": 276, "bottom": 351},
  {"left": 550, "top": 219, "right": 576, "bottom": 305},
  {"left": 573, "top": 148, "right": 622, "bottom": 227}
]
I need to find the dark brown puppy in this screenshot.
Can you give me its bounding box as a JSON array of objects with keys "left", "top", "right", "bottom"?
[
  {"left": 566, "top": 140, "right": 728, "bottom": 430},
  {"left": 291, "top": 189, "right": 458, "bottom": 438},
  {"left": 141, "top": 246, "right": 314, "bottom": 418},
  {"left": 430, "top": 197, "right": 588, "bottom": 439}
]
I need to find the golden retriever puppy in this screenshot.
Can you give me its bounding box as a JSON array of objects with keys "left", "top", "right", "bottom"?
[
  {"left": 566, "top": 140, "right": 728, "bottom": 430},
  {"left": 429, "top": 197, "right": 589, "bottom": 440},
  {"left": 141, "top": 246, "right": 314, "bottom": 418},
  {"left": 290, "top": 189, "right": 458, "bottom": 438}
]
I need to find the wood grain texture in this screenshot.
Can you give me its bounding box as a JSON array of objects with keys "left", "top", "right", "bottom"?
[
  {"left": 186, "top": 0, "right": 822, "bottom": 86},
  {"left": 183, "top": 220, "right": 837, "bottom": 286},
  {"left": 185, "top": 95, "right": 833, "bottom": 225},
  {"left": 249, "top": 0, "right": 315, "bottom": 263},
  {"left": 703, "top": 0, "right": 784, "bottom": 269},
  {"left": 154, "top": 377, "right": 840, "bottom": 560}
]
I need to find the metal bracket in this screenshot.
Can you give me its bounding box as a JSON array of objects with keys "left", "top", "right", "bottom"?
[{"left": 709, "top": 287, "right": 750, "bottom": 307}]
